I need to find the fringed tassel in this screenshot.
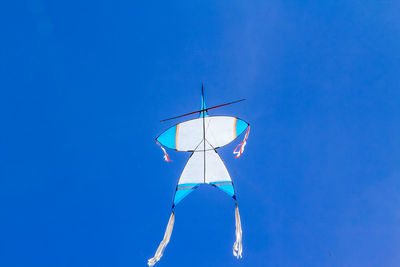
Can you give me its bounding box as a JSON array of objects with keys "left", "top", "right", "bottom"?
[
  {"left": 156, "top": 141, "right": 171, "bottom": 162},
  {"left": 233, "top": 204, "right": 243, "bottom": 259},
  {"left": 233, "top": 126, "right": 250, "bottom": 158},
  {"left": 148, "top": 212, "right": 175, "bottom": 266}
]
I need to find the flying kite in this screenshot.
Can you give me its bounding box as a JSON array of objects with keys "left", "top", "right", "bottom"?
[{"left": 148, "top": 86, "right": 250, "bottom": 266}]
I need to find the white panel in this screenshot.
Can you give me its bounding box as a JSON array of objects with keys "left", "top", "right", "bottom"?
[
  {"left": 175, "top": 116, "right": 240, "bottom": 151},
  {"left": 178, "top": 151, "right": 204, "bottom": 184},
  {"left": 178, "top": 141, "right": 232, "bottom": 185},
  {"left": 205, "top": 116, "right": 237, "bottom": 148},
  {"left": 178, "top": 140, "right": 214, "bottom": 184},
  {"left": 176, "top": 118, "right": 203, "bottom": 151},
  {"left": 205, "top": 149, "right": 232, "bottom": 183}
]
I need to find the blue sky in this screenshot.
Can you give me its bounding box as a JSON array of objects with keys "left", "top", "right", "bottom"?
[{"left": 1, "top": 1, "right": 400, "bottom": 266}]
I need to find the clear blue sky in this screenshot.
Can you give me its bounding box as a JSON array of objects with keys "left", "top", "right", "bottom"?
[{"left": 1, "top": 1, "right": 399, "bottom": 266}]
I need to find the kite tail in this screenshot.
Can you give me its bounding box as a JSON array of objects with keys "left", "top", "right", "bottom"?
[
  {"left": 233, "top": 204, "right": 243, "bottom": 259},
  {"left": 156, "top": 141, "right": 171, "bottom": 162},
  {"left": 233, "top": 126, "right": 250, "bottom": 158},
  {"left": 148, "top": 212, "right": 175, "bottom": 266}
]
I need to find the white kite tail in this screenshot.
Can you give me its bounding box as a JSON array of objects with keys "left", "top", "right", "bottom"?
[
  {"left": 233, "top": 204, "right": 243, "bottom": 259},
  {"left": 148, "top": 212, "right": 175, "bottom": 266},
  {"left": 233, "top": 126, "right": 250, "bottom": 158}
]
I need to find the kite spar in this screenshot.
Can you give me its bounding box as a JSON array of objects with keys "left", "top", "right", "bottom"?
[
  {"left": 148, "top": 85, "right": 250, "bottom": 266},
  {"left": 159, "top": 98, "right": 246, "bottom": 122}
]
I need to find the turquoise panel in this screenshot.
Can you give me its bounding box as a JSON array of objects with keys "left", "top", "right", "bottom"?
[
  {"left": 217, "top": 184, "right": 235, "bottom": 197},
  {"left": 174, "top": 188, "right": 194, "bottom": 206},
  {"left": 199, "top": 94, "right": 208, "bottom": 117},
  {"left": 236, "top": 119, "right": 248, "bottom": 137},
  {"left": 178, "top": 183, "right": 200, "bottom": 188},
  {"left": 157, "top": 125, "right": 177, "bottom": 149},
  {"left": 211, "top": 181, "right": 231, "bottom": 185}
]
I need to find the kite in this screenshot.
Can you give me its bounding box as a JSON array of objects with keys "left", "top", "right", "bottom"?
[{"left": 148, "top": 86, "right": 250, "bottom": 266}]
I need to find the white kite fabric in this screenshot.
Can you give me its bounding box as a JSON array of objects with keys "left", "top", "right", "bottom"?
[{"left": 149, "top": 92, "right": 250, "bottom": 266}]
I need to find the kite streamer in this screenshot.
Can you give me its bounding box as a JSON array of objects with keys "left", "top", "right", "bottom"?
[
  {"left": 233, "top": 126, "right": 250, "bottom": 158},
  {"left": 148, "top": 212, "right": 175, "bottom": 267},
  {"left": 156, "top": 141, "right": 171, "bottom": 162},
  {"left": 233, "top": 204, "right": 243, "bottom": 258}
]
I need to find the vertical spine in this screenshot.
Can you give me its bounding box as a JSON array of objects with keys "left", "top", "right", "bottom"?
[{"left": 202, "top": 84, "right": 206, "bottom": 183}]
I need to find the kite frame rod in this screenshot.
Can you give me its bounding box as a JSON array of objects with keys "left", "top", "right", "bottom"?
[{"left": 160, "top": 98, "right": 246, "bottom": 122}]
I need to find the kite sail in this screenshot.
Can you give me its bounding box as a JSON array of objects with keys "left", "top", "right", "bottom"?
[{"left": 148, "top": 85, "right": 250, "bottom": 266}]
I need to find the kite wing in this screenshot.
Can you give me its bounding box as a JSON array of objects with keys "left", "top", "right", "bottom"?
[
  {"left": 156, "top": 116, "right": 249, "bottom": 152},
  {"left": 173, "top": 140, "right": 235, "bottom": 207},
  {"left": 204, "top": 116, "right": 248, "bottom": 149}
]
